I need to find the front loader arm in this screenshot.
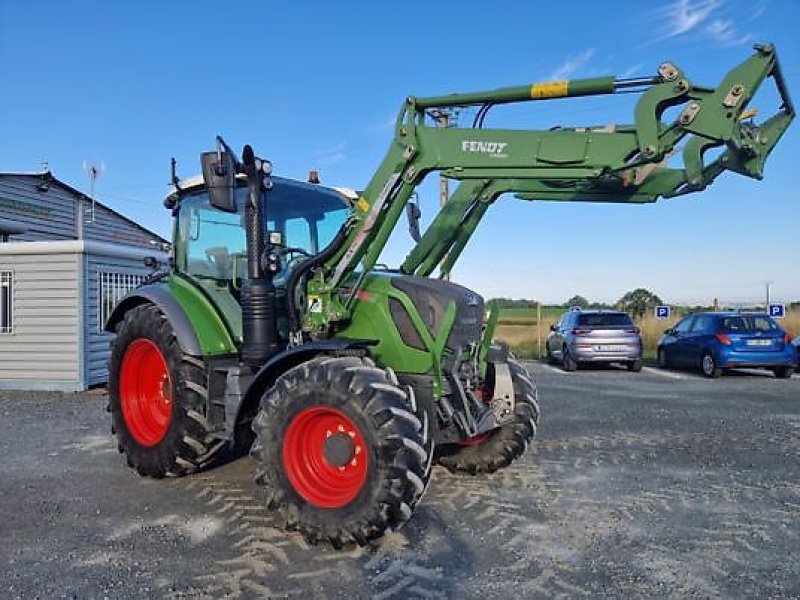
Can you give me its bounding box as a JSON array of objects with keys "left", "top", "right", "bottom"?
[{"left": 301, "top": 44, "right": 792, "bottom": 334}]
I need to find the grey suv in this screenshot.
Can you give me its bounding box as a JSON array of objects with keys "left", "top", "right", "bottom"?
[{"left": 546, "top": 309, "right": 643, "bottom": 372}]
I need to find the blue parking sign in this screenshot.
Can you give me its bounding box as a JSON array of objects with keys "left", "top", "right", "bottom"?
[
  {"left": 768, "top": 303, "right": 785, "bottom": 319},
  {"left": 655, "top": 305, "right": 670, "bottom": 319}
]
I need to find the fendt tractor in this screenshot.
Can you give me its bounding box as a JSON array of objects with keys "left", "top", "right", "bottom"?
[{"left": 106, "top": 45, "right": 792, "bottom": 546}]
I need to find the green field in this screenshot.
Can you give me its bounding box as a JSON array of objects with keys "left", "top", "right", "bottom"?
[
  {"left": 496, "top": 306, "right": 563, "bottom": 320},
  {"left": 491, "top": 306, "right": 561, "bottom": 359}
]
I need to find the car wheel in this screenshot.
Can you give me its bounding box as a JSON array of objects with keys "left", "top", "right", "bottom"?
[
  {"left": 772, "top": 366, "right": 794, "bottom": 379},
  {"left": 627, "top": 359, "right": 643, "bottom": 372},
  {"left": 701, "top": 352, "right": 722, "bottom": 378},
  {"left": 545, "top": 346, "right": 556, "bottom": 365},
  {"left": 657, "top": 347, "right": 669, "bottom": 369},
  {"left": 562, "top": 345, "right": 578, "bottom": 372}
]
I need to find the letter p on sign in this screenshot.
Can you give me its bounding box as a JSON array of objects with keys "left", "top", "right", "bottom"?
[{"left": 768, "top": 303, "right": 785, "bottom": 319}]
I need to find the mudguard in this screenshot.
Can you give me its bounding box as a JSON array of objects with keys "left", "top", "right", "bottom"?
[
  {"left": 236, "top": 338, "right": 377, "bottom": 428},
  {"left": 104, "top": 285, "right": 204, "bottom": 356}
]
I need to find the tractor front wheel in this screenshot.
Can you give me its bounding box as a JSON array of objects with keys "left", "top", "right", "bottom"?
[
  {"left": 251, "top": 356, "right": 433, "bottom": 547},
  {"left": 437, "top": 358, "right": 540, "bottom": 475},
  {"left": 108, "top": 304, "right": 223, "bottom": 477}
]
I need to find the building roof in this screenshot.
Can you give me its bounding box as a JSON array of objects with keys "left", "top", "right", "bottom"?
[{"left": 0, "top": 171, "right": 168, "bottom": 244}]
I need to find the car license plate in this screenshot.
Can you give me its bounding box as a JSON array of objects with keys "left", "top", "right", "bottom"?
[
  {"left": 746, "top": 339, "right": 771, "bottom": 346},
  {"left": 594, "top": 345, "right": 625, "bottom": 352}
]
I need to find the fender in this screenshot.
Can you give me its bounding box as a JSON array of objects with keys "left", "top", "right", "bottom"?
[
  {"left": 234, "top": 338, "right": 377, "bottom": 435},
  {"left": 105, "top": 284, "right": 203, "bottom": 355},
  {"left": 104, "top": 276, "right": 238, "bottom": 357}
]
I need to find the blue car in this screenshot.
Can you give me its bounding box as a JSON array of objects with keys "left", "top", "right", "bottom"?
[{"left": 657, "top": 312, "right": 797, "bottom": 378}]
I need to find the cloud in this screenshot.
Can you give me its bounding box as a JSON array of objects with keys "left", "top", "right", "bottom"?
[
  {"left": 651, "top": 0, "right": 761, "bottom": 47},
  {"left": 620, "top": 63, "right": 645, "bottom": 78},
  {"left": 315, "top": 142, "right": 347, "bottom": 167},
  {"left": 663, "top": 0, "right": 721, "bottom": 37},
  {"left": 704, "top": 18, "right": 753, "bottom": 47},
  {"left": 364, "top": 114, "right": 396, "bottom": 135},
  {"left": 547, "top": 49, "right": 595, "bottom": 81}
]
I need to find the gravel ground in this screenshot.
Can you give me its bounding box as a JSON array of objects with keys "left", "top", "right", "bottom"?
[{"left": 0, "top": 363, "right": 798, "bottom": 599}]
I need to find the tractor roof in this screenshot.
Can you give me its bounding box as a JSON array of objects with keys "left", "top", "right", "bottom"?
[{"left": 168, "top": 174, "right": 358, "bottom": 206}]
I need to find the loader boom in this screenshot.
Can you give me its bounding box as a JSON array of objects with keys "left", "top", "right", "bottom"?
[{"left": 297, "top": 44, "right": 793, "bottom": 334}]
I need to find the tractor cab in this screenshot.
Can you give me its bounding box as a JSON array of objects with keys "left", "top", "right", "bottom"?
[{"left": 169, "top": 176, "right": 352, "bottom": 342}]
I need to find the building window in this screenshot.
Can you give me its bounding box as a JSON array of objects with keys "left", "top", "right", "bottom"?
[
  {"left": 0, "top": 271, "right": 12, "bottom": 334},
  {"left": 99, "top": 272, "right": 144, "bottom": 332}
]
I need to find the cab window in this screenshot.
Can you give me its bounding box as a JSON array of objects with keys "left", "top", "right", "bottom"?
[
  {"left": 177, "top": 181, "right": 349, "bottom": 282},
  {"left": 180, "top": 193, "right": 246, "bottom": 281}
]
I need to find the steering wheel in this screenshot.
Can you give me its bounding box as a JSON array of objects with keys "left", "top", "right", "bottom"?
[
  {"left": 284, "top": 246, "right": 311, "bottom": 258},
  {"left": 282, "top": 246, "right": 312, "bottom": 267}
]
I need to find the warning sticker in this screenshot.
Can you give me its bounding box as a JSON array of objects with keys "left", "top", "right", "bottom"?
[
  {"left": 530, "top": 81, "right": 569, "bottom": 99},
  {"left": 357, "top": 197, "right": 370, "bottom": 212},
  {"left": 308, "top": 295, "right": 323, "bottom": 313}
]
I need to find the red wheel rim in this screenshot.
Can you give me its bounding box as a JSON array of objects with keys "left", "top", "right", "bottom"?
[
  {"left": 119, "top": 338, "right": 172, "bottom": 447},
  {"left": 459, "top": 432, "right": 491, "bottom": 446},
  {"left": 282, "top": 406, "right": 368, "bottom": 509}
]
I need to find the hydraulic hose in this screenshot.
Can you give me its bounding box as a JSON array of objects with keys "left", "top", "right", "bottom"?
[{"left": 286, "top": 223, "right": 350, "bottom": 332}]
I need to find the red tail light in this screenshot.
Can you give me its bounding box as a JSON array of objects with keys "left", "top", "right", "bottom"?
[
  {"left": 716, "top": 333, "right": 732, "bottom": 345},
  {"left": 784, "top": 333, "right": 791, "bottom": 345},
  {"left": 572, "top": 328, "right": 591, "bottom": 335}
]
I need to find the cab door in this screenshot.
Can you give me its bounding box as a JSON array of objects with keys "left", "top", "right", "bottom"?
[{"left": 178, "top": 192, "right": 246, "bottom": 343}]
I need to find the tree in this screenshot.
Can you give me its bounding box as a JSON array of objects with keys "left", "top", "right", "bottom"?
[
  {"left": 487, "top": 298, "right": 536, "bottom": 309},
  {"left": 564, "top": 294, "right": 590, "bottom": 309},
  {"left": 615, "top": 288, "right": 664, "bottom": 319}
]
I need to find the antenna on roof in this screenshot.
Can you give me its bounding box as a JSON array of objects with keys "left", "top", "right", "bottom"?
[{"left": 83, "top": 160, "right": 104, "bottom": 225}]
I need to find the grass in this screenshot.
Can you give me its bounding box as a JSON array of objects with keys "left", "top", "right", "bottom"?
[
  {"left": 496, "top": 307, "right": 563, "bottom": 320},
  {"left": 492, "top": 308, "right": 800, "bottom": 361}
]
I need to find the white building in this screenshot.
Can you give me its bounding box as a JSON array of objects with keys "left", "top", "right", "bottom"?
[{"left": 0, "top": 171, "right": 167, "bottom": 391}]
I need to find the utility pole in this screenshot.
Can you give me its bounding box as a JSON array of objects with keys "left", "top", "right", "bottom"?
[
  {"left": 427, "top": 108, "right": 457, "bottom": 280},
  {"left": 536, "top": 301, "right": 542, "bottom": 361},
  {"left": 435, "top": 110, "right": 451, "bottom": 210},
  {"left": 765, "top": 281, "right": 772, "bottom": 308}
]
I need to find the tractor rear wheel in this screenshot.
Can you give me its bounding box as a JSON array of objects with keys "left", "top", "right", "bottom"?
[
  {"left": 437, "top": 358, "right": 539, "bottom": 475},
  {"left": 108, "top": 304, "right": 223, "bottom": 477},
  {"left": 251, "top": 356, "right": 433, "bottom": 547}
]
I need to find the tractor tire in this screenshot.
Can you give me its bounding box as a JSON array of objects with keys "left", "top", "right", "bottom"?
[
  {"left": 251, "top": 356, "right": 433, "bottom": 548},
  {"left": 437, "top": 358, "right": 540, "bottom": 475},
  {"left": 108, "top": 304, "right": 224, "bottom": 478}
]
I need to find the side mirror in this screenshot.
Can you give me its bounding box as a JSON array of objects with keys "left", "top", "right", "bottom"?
[
  {"left": 550, "top": 323, "right": 558, "bottom": 332},
  {"left": 201, "top": 151, "right": 237, "bottom": 212},
  {"left": 664, "top": 328, "right": 674, "bottom": 335},
  {"left": 406, "top": 200, "right": 421, "bottom": 242}
]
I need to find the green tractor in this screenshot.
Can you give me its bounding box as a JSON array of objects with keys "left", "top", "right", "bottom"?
[{"left": 106, "top": 45, "right": 792, "bottom": 546}]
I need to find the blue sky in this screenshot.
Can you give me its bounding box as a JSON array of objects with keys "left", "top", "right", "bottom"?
[{"left": 1, "top": 0, "right": 798, "bottom": 305}]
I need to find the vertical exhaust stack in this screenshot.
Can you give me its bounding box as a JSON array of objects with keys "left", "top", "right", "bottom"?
[{"left": 240, "top": 144, "right": 280, "bottom": 367}]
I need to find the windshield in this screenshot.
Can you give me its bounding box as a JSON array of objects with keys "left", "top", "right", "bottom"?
[
  {"left": 577, "top": 313, "right": 634, "bottom": 327},
  {"left": 719, "top": 315, "right": 779, "bottom": 333},
  {"left": 178, "top": 179, "right": 349, "bottom": 282}
]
